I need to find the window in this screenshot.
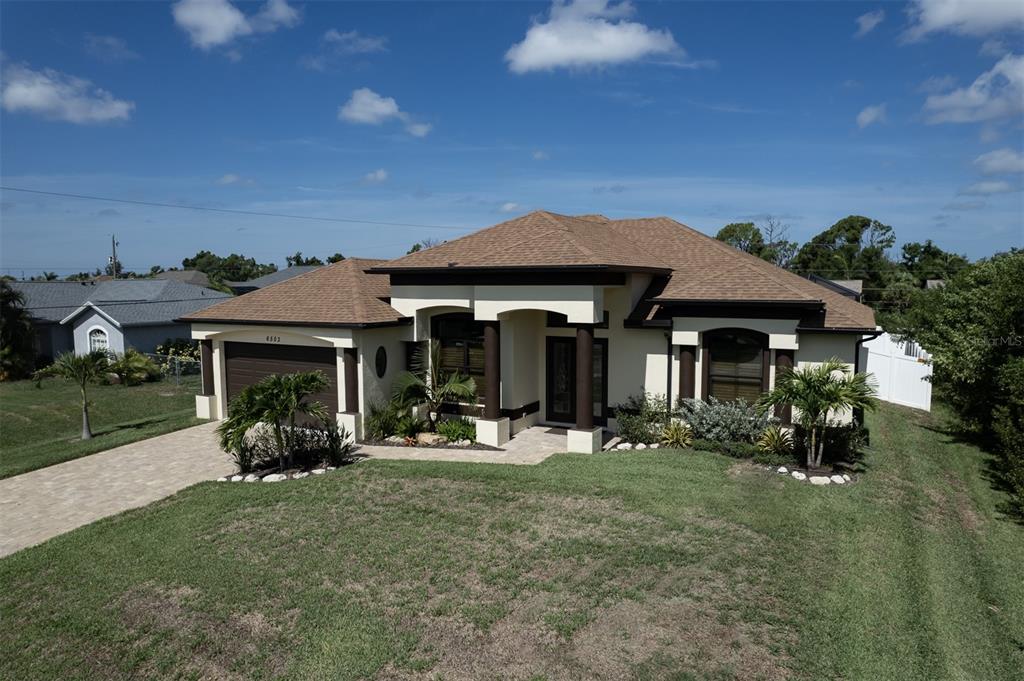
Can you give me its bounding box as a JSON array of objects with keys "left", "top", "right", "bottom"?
[
  {"left": 706, "top": 330, "right": 765, "bottom": 403},
  {"left": 88, "top": 327, "right": 109, "bottom": 353},
  {"left": 374, "top": 346, "right": 387, "bottom": 378},
  {"left": 431, "top": 313, "right": 486, "bottom": 404}
]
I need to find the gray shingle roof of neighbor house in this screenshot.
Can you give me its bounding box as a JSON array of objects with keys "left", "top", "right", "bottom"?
[
  {"left": 11, "top": 280, "right": 231, "bottom": 327},
  {"left": 224, "top": 266, "right": 322, "bottom": 291},
  {"left": 183, "top": 210, "right": 877, "bottom": 331},
  {"left": 152, "top": 269, "right": 212, "bottom": 288}
]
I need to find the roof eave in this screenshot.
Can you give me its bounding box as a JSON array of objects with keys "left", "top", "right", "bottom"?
[
  {"left": 176, "top": 316, "right": 413, "bottom": 329},
  {"left": 369, "top": 264, "right": 672, "bottom": 276}
]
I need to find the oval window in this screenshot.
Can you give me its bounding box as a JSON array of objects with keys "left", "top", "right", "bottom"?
[{"left": 374, "top": 346, "right": 387, "bottom": 378}]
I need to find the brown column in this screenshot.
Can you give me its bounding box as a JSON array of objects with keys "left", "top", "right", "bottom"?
[
  {"left": 200, "top": 339, "right": 214, "bottom": 396},
  {"left": 775, "top": 349, "right": 794, "bottom": 424},
  {"left": 483, "top": 320, "right": 500, "bottom": 419},
  {"left": 343, "top": 347, "right": 359, "bottom": 413},
  {"left": 678, "top": 345, "right": 696, "bottom": 400},
  {"left": 700, "top": 342, "right": 710, "bottom": 400},
  {"left": 576, "top": 325, "right": 594, "bottom": 430}
]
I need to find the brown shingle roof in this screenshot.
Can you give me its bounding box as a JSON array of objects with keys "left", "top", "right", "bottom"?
[
  {"left": 376, "top": 211, "right": 671, "bottom": 272},
  {"left": 180, "top": 258, "right": 405, "bottom": 327}
]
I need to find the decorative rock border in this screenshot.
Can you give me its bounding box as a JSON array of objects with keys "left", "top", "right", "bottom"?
[
  {"left": 776, "top": 466, "right": 852, "bottom": 486},
  {"left": 613, "top": 442, "right": 660, "bottom": 451},
  {"left": 217, "top": 467, "right": 338, "bottom": 483}
]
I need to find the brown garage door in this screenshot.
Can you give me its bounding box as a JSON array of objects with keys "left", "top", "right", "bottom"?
[{"left": 224, "top": 342, "right": 338, "bottom": 415}]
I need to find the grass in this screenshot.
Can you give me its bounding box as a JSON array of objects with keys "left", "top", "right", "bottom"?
[
  {"left": 0, "top": 403, "right": 1021, "bottom": 680},
  {"left": 0, "top": 376, "right": 201, "bottom": 478}
]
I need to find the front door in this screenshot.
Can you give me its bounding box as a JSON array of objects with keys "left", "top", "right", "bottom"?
[{"left": 545, "top": 336, "right": 608, "bottom": 425}]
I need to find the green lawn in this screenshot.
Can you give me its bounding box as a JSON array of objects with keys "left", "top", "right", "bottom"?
[
  {"left": 1, "top": 404, "right": 1021, "bottom": 680},
  {"left": 0, "top": 376, "right": 201, "bottom": 479}
]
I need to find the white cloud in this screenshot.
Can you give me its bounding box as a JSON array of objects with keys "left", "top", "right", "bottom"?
[
  {"left": 215, "top": 173, "right": 254, "bottom": 185},
  {"left": 499, "top": 202, "right": 520, "bottom": 213},
  {"left": 917, "top": 74, "right": 957, "bottom": 93},
  {"left": 923, "top": 54, "right": 1024, "bottom": 123},
  {"left": 83, "top": 34, "right": 140, "bottom": 62},
  {"left": 904, "top": 0, "right": 1024, "bottom": 41},
  {"left": 301, "top": 29, "right": 388, "bottom": 71},
  {"left": 974, "top": 148, "right": 1024, "bottom": 174},
  {"left": 980, "top": 38, "right": 1009, "bottom": 57},
  {"left": 338, "top": 87, "right": 431, "bottom": 137},
  {"left": 505, "top": 0, "right": 705, "bottom": 73},
  {"left": 363, "top": 168, "right": 389, "bottom": 183},
  {"left": 172, "top": 0, "right": 299, "bottom": 51},
  {"left": 854, "top": 10, "right": 885, "bottom": 38},
  {"left": 532, "top": 150, "right": 550, "bottom": 160},
  {"left": 0, "top": 62, "right": 134, "bottom": 124},
  {"left": 856, "top": 103, "right": 887, "bottom": 128},
  {"left": 959, "top": 179, "right": 1016, "bottom": 195}
]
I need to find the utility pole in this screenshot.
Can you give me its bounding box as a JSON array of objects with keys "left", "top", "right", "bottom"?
[{"left": 109, "top": 234, "right": 119, "bottom": 279}]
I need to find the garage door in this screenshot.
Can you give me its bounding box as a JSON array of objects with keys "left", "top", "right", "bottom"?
[{"left": 224, "top": 342, "right": 339, "bottom": 415}]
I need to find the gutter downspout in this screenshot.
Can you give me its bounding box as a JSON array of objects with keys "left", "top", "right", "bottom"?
[{"left": 853, "top": 328, "right": 883, "bottom": 426}]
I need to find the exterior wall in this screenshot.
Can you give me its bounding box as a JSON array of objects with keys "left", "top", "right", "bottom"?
[
  {"left": 795, "top": 332, "right": 862, "bottom": 424},
  {"left": 33, "top": 323, "right": 74, "bottom": 362},
  {"left": 502, "top": 309, "right": 543, "bottom": 433},
  {"left": 356, "top": 324, "right": 414, "bottom": 418},
  {"left": 72, "top": 312, "right": 124, "bottom": 355},
  {"left": 123, "top": 323, "right": 190, "bottom": 353}
]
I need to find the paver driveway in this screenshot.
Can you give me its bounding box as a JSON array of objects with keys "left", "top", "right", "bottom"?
[{"left": 0, "top": 422, "right": 232, "bottom": 557}]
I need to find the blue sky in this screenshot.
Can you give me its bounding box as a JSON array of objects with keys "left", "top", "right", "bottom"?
[{"left": 1, "top": 0, "right": 1022, "bottom": 277}]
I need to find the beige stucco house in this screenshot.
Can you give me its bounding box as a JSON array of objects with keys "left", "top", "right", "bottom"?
[{"left": 181, "top": 211, "right": 877, "bottom": 453}]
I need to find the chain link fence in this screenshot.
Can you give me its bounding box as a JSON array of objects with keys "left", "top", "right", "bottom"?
[{"left": 143, "top": 353, "right": 202, "bottom": 390}]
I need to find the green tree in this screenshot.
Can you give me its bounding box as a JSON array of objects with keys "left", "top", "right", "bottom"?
[
  {"left": 757, "top": 358, "right": 878, "bottom": 469},
  {"left": 392, "top": 340, "right": 477, "bottom": 432},
  {"left": 182, "top": 251, "right": 277, "bottom": 285},
  {"left": 285, "top": 252, "right": 324, "bottom": 267},
  {"left": 406, "top": 238, "right": 441, "bottom": 254},
  {"left": 33, "top": 351, "right": 109, "bottom": 440},
  {"left": 217, "top": 371, "right": 330, "bottom": 472},
  {"left": 326, "top": 252, "right": 345, "bottom": 263},
  {"left": 791, "top": 215, "right": 897, "bottom": 306},
  {"left": 900, "top": 240, "right": 969, "bottom": 287},
  {"left": 108, "top": 349, "right": 160, "bottom": 386},
  {"left": 715, "top": 222, "right": 765, "bottom": 256},
  {"left": 0, "top": 281, "right": 37, "bottom": 380}
]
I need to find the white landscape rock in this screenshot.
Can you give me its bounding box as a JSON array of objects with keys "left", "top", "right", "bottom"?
[
  {"left": 649, "top": 443, "right": 659, "bottom": 449},
  {"left": 293, "top": 472, "right": 309, "bottom": 479},
  {"left": 616, "top": 443, "right": 633, "bottom": 451},
  {"left": 311, "top": 469, "right": 326, "bottom": 475},
  {"left": 263, "top": 473, "right": 287, "bottom": 482},
  {"left": 791, "top": 471, "right": 807, "bottom": 481},
  {"left": 809, "top": 476, "right": 832, "bottom": 486},
  {"left": 216, "top": 477, "right": 228, "bottom": 482},
  {"left": 830, "top": 475, "right": 846, "bottom": 485},
  {"left": 243, "top": 474, "right": 259, "bottom": 483},
  {"left": 635, "top": 443, "right": 647, "bottom": 450},
  {"left": 230, "top": 475, "right": 244, "bottom": 482},
  {"left": 843, "top": 474, "right": 852, "bottom": 482},
  {"left": 777, "top": 466, "right": 789, "bottom": 474}
]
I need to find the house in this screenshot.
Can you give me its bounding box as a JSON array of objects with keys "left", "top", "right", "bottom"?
[
  {"left": 224, "top": 266, "right": 321, "bottom": 295},
  {"left": 182, "top": 211, "right": 877, "bottom": 453},
  {"left": 153, "top": 269, "right": 213, "bottom": 289},
  {"left": 13, "top": 279, "right": 231, "bottom": 361}
]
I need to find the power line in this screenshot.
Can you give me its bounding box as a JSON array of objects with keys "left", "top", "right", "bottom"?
[{"left": 0, "top": 186, "right": 472, "bottom": 232}]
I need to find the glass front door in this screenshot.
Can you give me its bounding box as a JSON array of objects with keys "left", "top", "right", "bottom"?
[{"left": 545, "top": 337, "right": 608, "bottom": 424}]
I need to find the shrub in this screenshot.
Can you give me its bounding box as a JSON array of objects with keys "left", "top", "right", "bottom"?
[
  {"left": 615, "top": 392, "right": 669, "bottom": 444},
  {"left": 678, "top": 397, "right": 776, "bottom": 444},
  {"left": 660, "top": 420, "right": 693, "bottom": 449},
  {"left": 791, "top": 422, "right": 868, "bottom": 465},
  {"left": 365, "top": 401, "right": 402, "bottom": 440},
  {"left": 756, "top": 425, "right": 796, "bottom": 466},
  {"left": 233, "top": 421, "right": 353, "bottom": 472},
  {"left": 692, "top": 438, "right": 760, "bottom": 459},
  {"left": 437, "top": 417, "right": 476, "bottom": 442},
  {"left": 108, "top": 349, "right": 162, "bottom": 386},
  {"left": 396, "top": 413, "right": 429, "bottom": 438},
  {"left": 155, "top": 338, "right": 200, "bottom": 361},
  {"left": 993, "top": 358, "right": 1024, "bottom": 514}
]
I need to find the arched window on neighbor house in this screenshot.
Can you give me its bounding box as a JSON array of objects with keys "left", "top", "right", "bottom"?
[
  {"left": 704, "top": 329, "right": 768, "bottom": 403},
  {"left": 88, "top": 327, "right": 109, "bottom": 353}
]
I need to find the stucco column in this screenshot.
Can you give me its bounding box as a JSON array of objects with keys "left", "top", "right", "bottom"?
[
  {"left": 775, "top": 349, "right": 794, "bottom": 424},
  {"left": 678, "top": 345, "right": 696, "bottom": 401},
  {"left": 199, "top": 339, "right": 214, "bottom": 396},
  {"left": 343, "top": 347, "right": 359, "bottom": 413},
  {"left": 483, "top": 320, "right": 500, "bottom": 420},
  {"left": 575, "top": 325, "right": 594, "bottom": 431}
]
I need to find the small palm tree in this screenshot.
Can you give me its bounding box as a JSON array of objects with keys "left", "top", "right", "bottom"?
[
  {"left": 34, "top": 351, "right": 110, "bottom": 440},
  {"left": 217, "top": 370, "right": 329, "bottom": 472},
  {"left": 757, "top": 357, "right": 878, "bottom": 469},
  {"left": 108, "top": 349, "right": 160, "bottom": 386},
  {"left": 392, "top": 340, "right": 476, "bottom": 431}
]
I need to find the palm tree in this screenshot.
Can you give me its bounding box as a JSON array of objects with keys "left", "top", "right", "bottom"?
[
  {"left": 1, "top": 280, "right": 37, "bottom": 381},
  {"left": 392, "top": 340, "right": 476, "bottom": 431},
  {"left": 34, "top": 351, "right": 109, "bottom": 440},
  {"left": 757, "top": 357, "right": 878, "bottom": 469},
  {"left": 217, "top": 370, "right": 329, "bottom": 472}
]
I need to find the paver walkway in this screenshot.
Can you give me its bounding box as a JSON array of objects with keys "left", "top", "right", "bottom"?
[
  {"left": 0, "top": 422, "right": 232, "bottom": 557},
  {"left": 356, "top": 426, "right": 568, "bottom": 465}
]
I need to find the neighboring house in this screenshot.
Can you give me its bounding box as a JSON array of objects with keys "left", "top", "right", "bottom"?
[
  {"left": 182, "top": 211, "right": 877, "bottom": 453},
  {"left": 808, "top": 276, "right": 863, "bottom": 302},
  {"left": 224, "top": 266, "right": 321, "bottom": 295},
  {"left": 13, "top": 279, "right": 230, "bottom": 361},
  {"left": 153, "top": 269, "right": 213, "bottom": 289}
]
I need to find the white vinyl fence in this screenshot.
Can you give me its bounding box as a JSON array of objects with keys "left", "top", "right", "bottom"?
[{"left": 860, "top": 332, "right": 932, "bottom": 412}]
